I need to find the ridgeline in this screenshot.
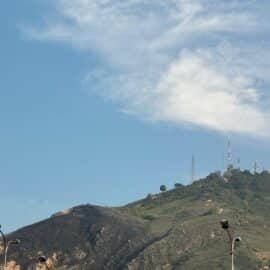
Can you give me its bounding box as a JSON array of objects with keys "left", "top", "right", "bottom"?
[{"left": 3, "top": 169, "right": 270, "bottom": 270}]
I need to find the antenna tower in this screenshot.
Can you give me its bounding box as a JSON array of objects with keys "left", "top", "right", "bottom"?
[
  {"left": 227, "top": 140, "right": 232, "bottom": 169},
  {"left": 237, "top": 158, "right": 241, "bottom": 170},
  {"left": 191, "top": 155, "right": 195, "bottom": 182},
  {"left": 226, "top": 139, "right": 233, "bottom": 179},
  {"left": 254, "top": 161, "right": 258, "bottom": 174}
]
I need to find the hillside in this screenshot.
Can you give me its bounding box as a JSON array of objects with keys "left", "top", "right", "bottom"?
[{"left": 3, "top": 169, "right": 270, "bottom": 270}]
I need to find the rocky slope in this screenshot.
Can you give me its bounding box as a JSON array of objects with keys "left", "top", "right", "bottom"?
[{"left": 3, "top": 169, "right": 270, "bottom": 269}]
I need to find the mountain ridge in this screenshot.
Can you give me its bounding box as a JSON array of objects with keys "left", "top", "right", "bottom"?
[{"left": 2, "top": 169, "right": 270, "bottom": 269}]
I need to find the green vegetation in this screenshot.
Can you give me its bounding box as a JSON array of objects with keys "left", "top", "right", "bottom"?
[
  {"left": 121, "top": 170, "right": 270, "bottom": 269},
  {"left": 7, "top": 169, "right": 270, "bottom": 270},
  {"left": 160, "top": 185, "right": 167, "bottom": 192}
]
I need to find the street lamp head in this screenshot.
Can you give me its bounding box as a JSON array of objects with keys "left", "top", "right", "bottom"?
[
  {"left": 38, "top": 256, "right": 47, "bottom": 263},
  {"left": 234, "top": 236, "right": 242, "bottom": 242},
  {"left": 220, "top": 219, "right": 229, "bottom": 230},
  {"left": 10, "top": 239, "right": 21, "bottom": 245}
]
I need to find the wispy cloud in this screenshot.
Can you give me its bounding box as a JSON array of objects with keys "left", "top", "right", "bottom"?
[{"left": 23, "top": 0, "right": 270, "bottom": 136}]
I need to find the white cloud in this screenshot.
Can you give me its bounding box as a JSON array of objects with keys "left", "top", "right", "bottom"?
[
  {"left": 23, "top": 0, "right": 270, "bottom": 136},
  {"left": 152, "top": 50, "right": 266, "bottom": 134}
]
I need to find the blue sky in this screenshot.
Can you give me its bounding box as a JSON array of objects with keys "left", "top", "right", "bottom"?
[{"left": 1, "top": 0, "right": 270, "bottom": 232}]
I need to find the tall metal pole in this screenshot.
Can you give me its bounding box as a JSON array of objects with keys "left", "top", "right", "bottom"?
[
  {"left": 220, "top": 220, "right": 241, "bottom": 270},
  {"left": 254, "top": 161, "right": 258, "bottom": 174},
  {"left": 191, "top": 155, "right": 195, "bottom": 183},
  {"left": 231, "top": 239, "right": 235, "bottom": 270},
  {"left": 4, "top": 242, "right": 10, "bottom": 269},
  {"left": 227, "top": 140, "right": 233, "bottom": 179},
  {"left": 4, "top": 239, "right": 20, "bottom": 269},
  {"left": 231, "top": 237, "right": 240, "bottom": 270},
  {"left": 227, "top": 140, "right": 232, "bottom": 169},
  {"left": 0, "top": 226, "right": 7, "bottom": 269},
  {"left": 225, "top": 228, "right": 234, "bottom": 270},
  {"left": 237, "top": 158, "right": 240, "bottom": 170}
]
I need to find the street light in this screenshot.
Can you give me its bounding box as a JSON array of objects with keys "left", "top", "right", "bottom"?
[
  {"left": 38, "top": 256, "right": 49, "bottom": 270},
  {"left": 220, "top": 219, "right": 229, "bottom": 230},
  {"left": 220, "top": 219, "right": 241, "bottom": 270},
  {"left": 0, "top": 225, "right": 7, "bottom": 269},
  {"left": 4, "top": 239, "right": 21, "bottom": 269}
]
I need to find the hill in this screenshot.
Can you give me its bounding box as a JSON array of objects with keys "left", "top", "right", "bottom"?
[{"left": 3, "top": 169, "right": 270, "bottom": 269}]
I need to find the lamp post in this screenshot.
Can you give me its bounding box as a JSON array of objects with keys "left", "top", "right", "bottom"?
[
  {"left": 220, "top": 219, "right": 241, "bottom": 270},
  {"left": 0, "top": 225, "right": 7, "bottom": 270},
  {"left": 38, "top": 256, "right": 49, "bottom": 270},
  {"left": 4, "top": 239, "right": 20, "bottom": 269}
]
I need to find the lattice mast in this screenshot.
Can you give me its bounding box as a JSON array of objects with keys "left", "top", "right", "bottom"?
[
  {"left": 227, "top": 140, "right": 233, "bottom": 178},
  {"left": 254, "top": 161, "right": 258, "bottom": 174},
  {"left": 227, "top": 140, "right": 232, "bottom": 168},
  {"left": 191, "top": 155, "right": 195, "bottom": 183},
  {"left": 237, "top": 158, "right": 241, "bottom": 170}
]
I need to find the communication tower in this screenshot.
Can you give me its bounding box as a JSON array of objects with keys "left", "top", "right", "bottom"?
[
  {"left": 227, "top": 140, "right": 232, "bottom": 169},
  {"left": 227, "top": 140, "right": 233, "bottom": 178},
  {"left": 254, "top": 161, "right": 258, "bottom": 174},
  {"left": 237, "top": 158, "right": 241, "bottom": 170},
  {"left": 191, "top": 155, "right": 195, "bottom": 183}
]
